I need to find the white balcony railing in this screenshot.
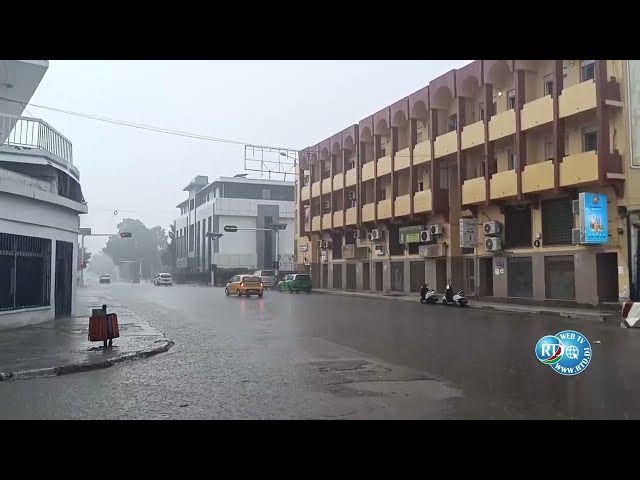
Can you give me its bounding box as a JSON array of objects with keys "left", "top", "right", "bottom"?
[{"left": 0, "top": 114, "right": 73, "bottom": 166}]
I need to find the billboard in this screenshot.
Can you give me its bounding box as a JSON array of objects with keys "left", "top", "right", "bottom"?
[
  {"left": 579, "top": 192, "right": 608, "bottom": 244},
  {"left": 399, "top": 225, "right": 423, "bottom": 244},
  {"left": 459, "top": 219, "right": 478, "bottom": 248}
]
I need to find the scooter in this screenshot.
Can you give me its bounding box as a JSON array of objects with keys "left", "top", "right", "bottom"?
[
  {"left": 420, "top": 284, "right": 438, "bottom": 305},
  {"left": 442, "top": 281, "right": 468, "bottom": 307}
]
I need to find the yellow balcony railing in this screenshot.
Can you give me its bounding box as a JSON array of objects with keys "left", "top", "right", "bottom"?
[
  {"left": 559, "top": 80, "right": 597, "bottom": 118},
  {"left": 394, "top": 147, "right": 411, "bottom": 171},
  {"left": 345, "top": 168, "right": 356, "bottom": 187},
  {"left": 461, "top": 121, "right": 485, "bottom": 150},
  {"left": 377, "top": 199, "right": 392, "bottom": 219},
  {"left": 345, "top": 207, "right": 357, "bottom": 225},
  {"left": 333, "top": 174, "right": 343, "bottom": 191},
  {"left": 521, "top": 95, "right": 553, "bottom": 131},
  {"left": 560, "top": 151, "right": 599, "bottom": 186},
  {"left": 490, "top": 170, "right": 518, "bottom": 199},
  {"left": 522, "top": 160, "right": 554, "bottom": 193},
  {"left": 311, "top": 181, "right": 321, "bottom": 198},
  {"left": 322, "top": 213, "right": 332, "bottom": 230},
  {"left": 300, "top": 185, "right": 310, "bottom": 201},
  {"left": 311, "top": 216, "right": 321, "bottom": 232},
  {"left": 488, "top": 110, "right": 516, "bottom": 141},
  {"left": 462, "top": 177, "right": 487, "bottom": 205},
  {"left": 434, "top": 130, "right": 457, "bottom": 158},
  {"left": 377, "top": 155, "right": 392, "bottom": 177},
  {"left": 362, "top": 203, "right": 375, "bottom": 222},
  {"left": 333, "top": 211, "right": 344, "bottom": 228},
  {"left": 362, "top": 161, "right": 375, "bottom": 181},
  {"left": 321, "top": 177, "right": 332, "bottom": 194},
  {"left": 394, "top": 194, "right": 411, "bottom": 217},
  {"left": 413, "top": 189, "right": 432, "bottom": 214},
  {"left": 413, "top": 140, "right": 431, "bottom": 166}
]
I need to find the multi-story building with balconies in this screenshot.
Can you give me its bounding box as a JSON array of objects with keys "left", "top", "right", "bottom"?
[
  {"left": 174, "top": 175, "right": 295, "bottom": 273},
  {"left": 0, "top": 60, "right": 87, "bottom": 329},
  {"left": 296, "top": 60, "right": 640, "bottom": 307}
]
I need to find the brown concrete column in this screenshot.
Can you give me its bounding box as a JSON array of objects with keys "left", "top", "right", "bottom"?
[
  {"left": 514, "top": 69, "right": 526, "bottom": 200},
  {"left": 595, "top": 60, "right": 611, "bottom": 181},
  {"left": 391, "top": 126, "right": 398, "bottom": 220},
  {"left": 342, "top": 149, "right": 347, "bottom": 228},
  {"left": 357, "top": 139, "right": 363, "bottom": 228},
  {"left": 409, "top": 119, "right": 417, "bottom": 218},
  {"left": 374, "top": 135, "right": 381, "bottom": 222},
  {"left": 483, "top": 83, "right": 494, "bottom": 205},
  {"left": 329, "top": 154, "right": 335, "bottom": 230},
  {"left": 456, "top": 96, "right": 466, "bottom": 207},
  {"left": 319, "top": 158, "right": 325, "bottom": 230},
  {"left": 429, "top": 109, "right": 440, "bottom": 214},
  {"left": 552, "top": 60, "right": 565, "bottom": 193}
]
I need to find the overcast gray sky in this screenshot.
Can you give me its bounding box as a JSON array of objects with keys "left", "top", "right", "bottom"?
[{"left": 29, "top": 60, "right": 470, "bottom": 253}]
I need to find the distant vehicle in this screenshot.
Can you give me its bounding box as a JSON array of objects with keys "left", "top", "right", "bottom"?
[
  {"left": 154, "top": 273, "right": 173, "bottom": 286},
  {"left": 278, "top": 273, "right": 312, "bottom": 294},
  {"left": 225, "top": 275, "right": 264, "bottom": 297},
  {"left": 99, "top": 274, "right": 111, "bottom": 284},
  {"left": 254, "top": 270, "right": 277, "bottom": 289}
]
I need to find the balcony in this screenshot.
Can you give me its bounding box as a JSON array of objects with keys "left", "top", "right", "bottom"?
[
  {"left": 490, "top": 170, "right": 518, "bottom": 199},
  {"left": 378, "top": 199, "right": 392, "bottom": 219},
  {"left": 413, "top": 140, "right": 431, "bottom": 166},
  {"left": 488, "top": 110, "right": 516, "bottom": 141},
  {"left": 461, "top": 121, "right": 485, "bottom": 150},
  {"left": 333, "top": 173, "right": 343, "bottom": 191},
  {"left": 362, "top": 203, "right": 375, "bottom": 222},
  {"left": 322, "top": 213, "right": 332, "bottom": 230},
  {"left": 522, "top": 161, "right": 554, "bottom": 193},
  {"left": 377, "top": 155, "right": 392, "bottom": 177},
  {"left": 322, "top": 177, "right": 332, "bottom": 194},
  {"left": 394, "top": 194, "right": 411, "bottom": 217},
  {"left": 394, "top": 147, "right": 410, "bottom": 171},
  {"left": 462, "top": 177, "right": 487, "bottom": 205},
  {"left": 560, "top": 151, "right": 598, "bottom": 187},
  {"left": 345, "top": 168, "right": 357, "bottom": 187},
  {"left": 434, "top": 130, "right": 457, "bottom": 158},
  {"left": 311, "top": 181, "right": 321, "bottom": 198},
  {"left": 362, "top": 161, "right": 375, "bottom": 182},
  {"left": 312, "top": 216, "right": 321, "bottom": 232},
  {"left": 413, "top": 189, "right": 432, "bottom": 214},
  {"left": 345, "top": 207, "right": 357, "bottom": 225},
  {"left": 521, "top": 95, "right": 553, "bottom": 131},
  {"left": 0, "top": 114, "right": 79, "bottom": 182},
  {"left": 333, "top": 211, "right": 344, "bottom": 228},
  {"left": 559, "top": 80, "right": 596, "bottom": 118},
  {"left": 300, "top": 185, "right": 310, "bottom": 201}
]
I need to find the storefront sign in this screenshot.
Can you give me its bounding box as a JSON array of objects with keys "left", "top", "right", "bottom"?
[
  {"left": 399, "top": 225, "right": 424, "bottom": 244},
  {"left": 580, "top": 192, "right": 608, "bottom": 244},
  {"left": 299, "top": 244, "right": 308, "bottom": 252},
  {"left": 459, "top": 219, "right": 478, "bottom": 248}
]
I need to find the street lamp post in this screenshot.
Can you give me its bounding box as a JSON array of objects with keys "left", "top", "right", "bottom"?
[
  {"left": 78, "top": 229, "right": 133, "bottom": 286},
  {"left": 205, "top": 232, "right": 223, "bottom": 286}
]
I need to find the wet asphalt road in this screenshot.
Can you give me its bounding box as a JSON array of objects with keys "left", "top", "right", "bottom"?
[{"left": 1, "top": 282, "right": 640, "bottom": 419}]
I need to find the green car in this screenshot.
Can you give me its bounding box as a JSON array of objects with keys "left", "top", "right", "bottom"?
[{"left": 278, "top": 273, "right": 312, "bottom": 294}]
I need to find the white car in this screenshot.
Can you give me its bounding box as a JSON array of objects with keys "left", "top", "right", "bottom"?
[
  {"left": 254, "top": 270, "right": 277, "bottom": 289},
  {"left": 154, "top": 273, "right": 174, "bottom": 286},
  {"left": 99, "top": 274, "right": 111, "bottom": 284}
]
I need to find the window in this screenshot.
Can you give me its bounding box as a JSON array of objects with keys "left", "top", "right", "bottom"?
[
  {"left": 504, "top": 204, "right": 532, "bottom": 248},
  {"left": 262, "top": 188, "right": 271, "bottom": 200},
  {"left": 544, "top": 74, "right": 553, "bottom": 96},
  {"left": 492, "top": 97, "right": 497, "bottom": 116},
  {"left": 580, "top": 60, "right": 595, "bottom": 82},
  {"left": 542, "top": 198, "right": 573, "bottom": 245},
  {"left": 0, "top": 233, "right": 51, "bottom": 312},
  {"left": 379, "top": 188, "right": 387, "bottom": 201},
  {"left": 544, "top": 138, "right": 554, "bottom": 161},
  {"left": 417, "top": 181, "right": 424, "bottom": 192},
  {"left": 507, "top": 89, "right": 516, "bottom": 110},
  {"left": 583, "top": 127, "right": 598, "bottom": 152},
  {"left": 479, "top": 102, "right": 485, "bottom": 121},
  {"left": 507, "top": 151, "right": 516, "bottom": 171},
  {"left": 381, "top": 147, "right": 386, "bottom": 157},
  {"left": 189, "top": 225, "right": 195, "bottom": 251},
  {"left": 439, "top": 163, "right": 449, "bottom": 189},
  {"left": 477, "top": 160, "right": 485, "bottom": 178},
  {"left": 448, "top": 114, "right": 457, "bottom": 132}
]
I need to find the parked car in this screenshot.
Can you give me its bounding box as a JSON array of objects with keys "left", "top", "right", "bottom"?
[
  {"left": 277, "top": 273, "right": 312, "bottom": 294},
  {"left": 225, "top": 275, "right": 264, "bottom": 297},
  {"left": 254, "top": 270, "right": 277, "bottom": 289},
  {"left": 99, "top": 274, "right": 111, "bottom": 284},
  {"left": 154, "top": 273, "right": 174, "bottom": 286}
]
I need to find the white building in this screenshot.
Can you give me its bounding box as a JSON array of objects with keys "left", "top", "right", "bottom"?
[
  {"left": 0, "top": 60, "right": 87, "bottom": 330},
  {"left": 174, "top": 175, "right": 295, "bottom": 272}
]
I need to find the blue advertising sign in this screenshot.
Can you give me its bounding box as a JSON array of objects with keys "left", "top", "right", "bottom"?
[{"left": 581, "top": 192, "right": 608, "bottom": 244}]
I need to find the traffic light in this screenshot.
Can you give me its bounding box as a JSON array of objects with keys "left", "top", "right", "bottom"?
[
  {"left": 272, "top": 260, "right": 279, "bottom": 270},
  {"left": 80, "top": 261, "right": 87, "bottom": 269},
  {"left": 223, "top": 225, "right": 238, "bottom": 233},
  {"left": 119, "top": 232, "right": 133, "bottom": 238}
]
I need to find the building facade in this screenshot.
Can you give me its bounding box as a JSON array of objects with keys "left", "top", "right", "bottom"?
[
  {"left": 0, "top": 60, "right": 87, "bottom": 330},
  {"left": 296, "top": 60, "right": 640, "bottom": 307},
  {"left": 174, "top": 175, "right": 295, "bottom": 272}
]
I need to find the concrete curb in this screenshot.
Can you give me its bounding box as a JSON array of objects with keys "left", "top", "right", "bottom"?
[
  {"left": 0, "top": 339, "right": 174, "bottom": 382},
  {"left": 313, "top": 289, "right": 620, "bottom": 324}
]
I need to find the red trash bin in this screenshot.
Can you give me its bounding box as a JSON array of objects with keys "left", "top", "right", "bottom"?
[{"left": 88, "top": 306, "right": 120, "bottom": 344}]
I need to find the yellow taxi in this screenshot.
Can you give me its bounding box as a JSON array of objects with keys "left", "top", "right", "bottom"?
[{"left": 224, "top": 274, "right": 264, "bottom": 298}]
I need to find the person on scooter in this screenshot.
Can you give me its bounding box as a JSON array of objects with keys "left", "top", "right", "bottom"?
[{"left": 420, "top": 283, "right": 428, "bottom": 303}]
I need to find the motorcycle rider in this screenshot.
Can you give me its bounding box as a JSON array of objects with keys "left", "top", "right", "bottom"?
[{"left": 420, "top": 283, "right": 428, "bottom": 302}]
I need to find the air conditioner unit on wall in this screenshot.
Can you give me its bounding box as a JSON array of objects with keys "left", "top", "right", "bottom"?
[
  {"left": 430, "top": 224, "right": 444, "bottom": 236},
  {"left": 353, "top": 230, "right": 361, "bottom": 239},
  {"left": 420, "top": 230, "right": 431, "bottom": 242},
  {"left": 321, "top": 240, "right": 331, "bottom": 249},
  {"left": 484, "top": 221, "right": 503, "bottom": 236},
  {"left": 324, "top": 200, "right": 331, "bottom": 209},
  {"left": 349, "top": 191, "right": 357, "bottom": 200},
  {"left": 485, "top": 237, "right": 503, "bottom": 252},
  {"left": 419, "top": 243, "right": 447, "bottom": 258},
  {"left": 572, "top": 228, "right": 583, "bottom": 245},
  {"left": 371, "top": 229, "right": 384, "bottom": 240}
]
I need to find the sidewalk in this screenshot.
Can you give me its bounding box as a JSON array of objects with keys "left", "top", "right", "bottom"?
[
  {"left": 0, "top": 288, "right": 173, "bottom": 381},
  {"left": 313, "top": 288, "right": 621, "bottom": 323}
]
